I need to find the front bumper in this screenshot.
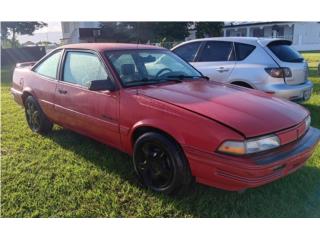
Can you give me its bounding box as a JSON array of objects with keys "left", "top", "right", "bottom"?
[
  {"left": 185, "top": 127, "right": 320, "bottom": 191},
  {"left": 263, "top": 80, "right": 313, "bottom": 102}
]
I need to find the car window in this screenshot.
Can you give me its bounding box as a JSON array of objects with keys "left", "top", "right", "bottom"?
[
  {"left": 268, "top": 42, "right": 303, "bottom": 63},
  {"left": 34, "top": 50, "right": 62, "bottom": 79},
  {"left": 198, "top": 41, "right": 233, "bottom": 62},
  {"left": 63, "top": 51, "right": 109, "bottom": 87},
  {"left": 106, "top": 50, "right": 201, "bottom": 87},
  {"left": 235, "top": 43, "right": 256, "bottom": 61},
  {"left": 173, "top": 42, "right": 201, "bottom": 62}
]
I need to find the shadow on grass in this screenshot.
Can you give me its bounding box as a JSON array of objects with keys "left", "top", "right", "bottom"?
[
  {"left": 308, "top": 67, "right": 319, "bottom": 78},
  {"left": 303, "top": 103, "right": 320, "bottom": 129},
  {"left": 46, "top": 127, "right": 320, "bottom": 217}
]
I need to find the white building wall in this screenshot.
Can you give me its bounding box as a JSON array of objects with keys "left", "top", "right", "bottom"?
[
  {"left": 223, "top": 22, "right": 320, "bottom": 51},
  {"left": 291, "top": 22, "right": 320, "bottom": 51},
  {"left": 61, "top": 22, "right": 100, "bottom": 44}
]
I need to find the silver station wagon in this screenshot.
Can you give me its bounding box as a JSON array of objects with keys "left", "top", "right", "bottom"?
[{"left": 172, "top": 37, "right": 313, "bottom": 102}]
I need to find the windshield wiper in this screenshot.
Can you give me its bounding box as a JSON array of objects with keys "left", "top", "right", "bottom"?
[
  {"left": 124, "top": 75, "right": 200, "bottom": 87},
  {"left": 160, "top": 78, "right": 183, "bottom": 83},
  {"left": 162, "top": 75, "right": 201, "bottom": 80},
  {"left": 125, "top": 78, "right": 158, "bottom": 86}
]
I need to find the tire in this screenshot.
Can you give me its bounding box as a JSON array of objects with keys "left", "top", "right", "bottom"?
[
  {"left": 24, "top": 95, "right": 53, "bottom": 134},
  {"left": 133, "top": 132, "right": 192, "bottom": 194}
]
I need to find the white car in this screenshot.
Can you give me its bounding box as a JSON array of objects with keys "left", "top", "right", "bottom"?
[{"left": 172, "top": 37, "right": 313, "bottom": 102}]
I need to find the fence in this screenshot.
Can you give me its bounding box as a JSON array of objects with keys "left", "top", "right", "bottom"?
[
  {"left": 1, "top": 46, "right": 46, "bottom": 67},
  {"left": 149, "top": 41, "right": 182, "bottom": 50}
]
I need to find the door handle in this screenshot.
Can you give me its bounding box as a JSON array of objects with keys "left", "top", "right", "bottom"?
[
  {"left": 216, "top": 67, "right": 229, "bottom": 73},
  {"left": 58, "top": 89, "right": 68, "bottom": 94}
]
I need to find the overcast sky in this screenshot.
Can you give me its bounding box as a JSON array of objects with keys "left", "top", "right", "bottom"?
[{"left": 17, "top": 21, "right": 62, "bottom": 44}]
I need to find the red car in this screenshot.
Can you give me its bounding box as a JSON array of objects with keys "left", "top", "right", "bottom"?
[{"left": 11, "top": 43, "right": 320, "bottom": 194}]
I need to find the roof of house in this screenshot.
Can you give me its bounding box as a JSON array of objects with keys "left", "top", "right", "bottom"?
[
  {"left": 223, "top": 22, "right": 294, "bottom": 29},
  {"left": 58, "top": 43, "right": 164, "bottom": 52},
  {"left": 22, "top": 41, "right": 36, "bottom": 46}
]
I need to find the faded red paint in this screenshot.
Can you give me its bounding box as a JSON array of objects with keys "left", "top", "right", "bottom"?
[{"left": 11, "top": 43, "right": 320, "bottom": 191}]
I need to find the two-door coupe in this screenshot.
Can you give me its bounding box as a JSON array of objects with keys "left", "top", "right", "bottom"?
[{"left": 11, "top": 43, "right": 320, "bottom": 194}]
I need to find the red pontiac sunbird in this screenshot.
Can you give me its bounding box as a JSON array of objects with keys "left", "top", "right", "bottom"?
[{"left": 11, "top": 43, "right": 320, "bottom": 194}]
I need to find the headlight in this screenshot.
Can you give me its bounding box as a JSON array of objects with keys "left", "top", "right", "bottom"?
[
  {"left": 305, "top": 115, "right": 311, "bottom": 130},
  {"left": 218, "top": 135, "right": 280, "bottom": 155}
]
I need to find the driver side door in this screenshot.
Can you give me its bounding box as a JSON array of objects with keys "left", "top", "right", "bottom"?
[{"left": 54, "top": 50, "right": 121, "bottom": 148}]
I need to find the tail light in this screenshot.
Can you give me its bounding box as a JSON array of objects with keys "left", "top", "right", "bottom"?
[{"left": 265, "top": 67, "right": 292, "bottom": 78}]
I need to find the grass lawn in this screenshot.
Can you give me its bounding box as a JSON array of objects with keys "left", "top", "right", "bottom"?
[{"left": 1, "top": 53, "right": 320, "bottom": 217}]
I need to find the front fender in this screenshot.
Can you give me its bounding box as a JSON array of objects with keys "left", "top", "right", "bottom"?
[
  {"left": 22, "top": 87, "right": 37, "bottom": 104},
  {"left": 122, "top": 119, "right": 187, "bottom": 154}
]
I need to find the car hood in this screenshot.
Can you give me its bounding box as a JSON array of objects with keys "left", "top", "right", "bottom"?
[{"left": 137, "top": 80, "right": 308, "bottom": 138}]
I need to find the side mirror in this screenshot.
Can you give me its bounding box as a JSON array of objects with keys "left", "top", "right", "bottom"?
[{"left": 88, "top": 78, "right": 116, "bottom": 91}]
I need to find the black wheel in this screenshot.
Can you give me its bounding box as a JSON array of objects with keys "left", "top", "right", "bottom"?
[
  {"left": 24, "top": 95, "right": 53, "bottom": 134},
  {"left": 133, "top": 132, "right": 192, "bottom": 194}
]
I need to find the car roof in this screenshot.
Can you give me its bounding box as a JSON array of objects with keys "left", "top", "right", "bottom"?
[
  {"left": 58, "top": 43, "right": 165, "bottom": 52},
  {"left": 172, "top": 37, "right": 292, "bottom": 49}
]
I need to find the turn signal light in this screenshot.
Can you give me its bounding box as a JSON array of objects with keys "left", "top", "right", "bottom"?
[{"left": 218, "top": 135, "right": 280, "bottom": 155}]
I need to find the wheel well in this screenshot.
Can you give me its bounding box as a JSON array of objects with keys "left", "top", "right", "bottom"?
[
  {"left": 231, "top": 81, "right": 253, "bottom": 89},
  {"left": 21, "top": 92, "right": 32, "bottom": 106},
  {"left": 132, "top": 126, "right": 180, "bottom": 147}
]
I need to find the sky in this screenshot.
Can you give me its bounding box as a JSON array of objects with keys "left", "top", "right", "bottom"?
[{"left": 17, "top": 21, "right": 62, "bottom": 44}]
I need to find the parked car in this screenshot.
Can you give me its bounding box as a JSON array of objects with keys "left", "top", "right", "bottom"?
[
  {"left": 172, "top": 37, "right": 313, "bottom": 102},
  {"left": 11, "top": 43, "right": 320, "bottom": 194}
]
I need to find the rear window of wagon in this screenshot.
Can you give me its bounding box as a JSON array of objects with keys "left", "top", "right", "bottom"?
[{"left": 268, "top": 41, "right": 304, "bottom": 63}]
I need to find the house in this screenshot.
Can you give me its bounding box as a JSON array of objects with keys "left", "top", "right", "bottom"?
[
  {"left": 223, "top": 22, "right": 320, "bottom": 51},
  {"left": 61, "top": 22, "right": 101, "bottom": 44},
  {"left": 22, "top": 41, "right": 36, "bottom": 47}
]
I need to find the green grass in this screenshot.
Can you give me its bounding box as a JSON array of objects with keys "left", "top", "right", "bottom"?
[{"left": 1, "top": 53, "right": 320, "bottom": 217}]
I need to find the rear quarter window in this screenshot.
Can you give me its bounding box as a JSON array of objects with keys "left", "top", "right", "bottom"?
[
  {"left": 268, "top": 42, "right": 303, "bottom": 63},
  {"left": 235, "top": 43, "right": 256, "bottom": 61},
  {"left": 34, "top": 50, "right": 62, "bottom": 79}
]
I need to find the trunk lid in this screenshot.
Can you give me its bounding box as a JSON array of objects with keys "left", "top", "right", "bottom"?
[{"left": 283, "top": 61, "right": 308, "bottom": 85}]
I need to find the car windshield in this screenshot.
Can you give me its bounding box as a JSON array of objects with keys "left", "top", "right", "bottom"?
[{"left": 105, "top": 49, "right": 202, "bottom": 87}]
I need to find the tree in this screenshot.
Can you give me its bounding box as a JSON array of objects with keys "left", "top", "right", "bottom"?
[
  {"left": 152, "top": 22, "right": 191, "bottom": 43},
  {"left": 99, "top": 22, "right": 132, "bottom": 42},
  {"left": 195, "top": 22, "right": 224, "bottom": 38},
  {"left": 1, "top": 39, "right": 21, "bottom": 48},
  {"left": 99, "top": 22, "right": 191, "bottom": 46},
  {"left": 1, "top": 22, "right": 47, "bottom": 48},
  {"left": 36, "top": 41, "right": 52, "bottom": 46}
]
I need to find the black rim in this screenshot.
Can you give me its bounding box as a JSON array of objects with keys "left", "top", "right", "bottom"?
[
  {"left": 26, "top": 101, "right": 41, "bottom": 131},
  {"left": 135, "top": 142, "right": 174, "bottom": 189}
]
